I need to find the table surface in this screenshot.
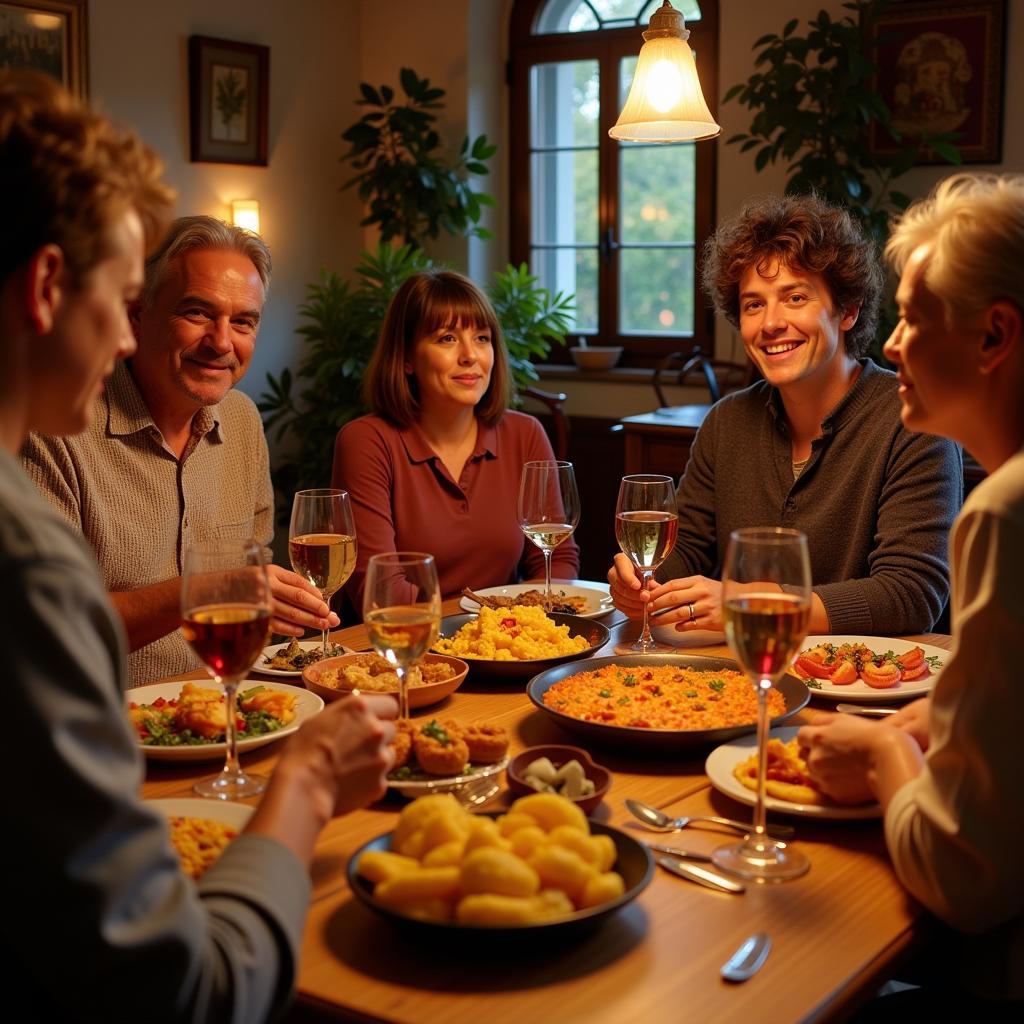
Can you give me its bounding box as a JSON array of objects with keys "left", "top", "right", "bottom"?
[{"left": 140, "top": 599, "right": 951, "bottom": 1024}]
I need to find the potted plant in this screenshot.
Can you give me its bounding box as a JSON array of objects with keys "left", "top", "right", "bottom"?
[{"left": 723, "top": 1, "right": 960, "bottom": 251}]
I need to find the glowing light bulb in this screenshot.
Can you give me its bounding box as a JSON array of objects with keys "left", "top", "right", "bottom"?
[{"left": 647, "top": 59, "right": 683, "bottom": 114}]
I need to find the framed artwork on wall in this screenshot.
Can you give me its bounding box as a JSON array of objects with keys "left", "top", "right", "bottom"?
[
  {"left": 866, "top": 0, "right": 1007, "bottom": 165},
  {"left": 189, "top": 34, "right": 269, "bottom": 166},
  {"left": 0, "top": 0, "right": 88, "bottom": 96}
]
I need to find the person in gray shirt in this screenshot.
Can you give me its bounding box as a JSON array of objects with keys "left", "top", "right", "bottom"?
[
  {"left": 0, "top": 70, "right": 395, "bottom": 1022},
  {"left": 608, "top": 193, "right": 961, "bottom": 637}
]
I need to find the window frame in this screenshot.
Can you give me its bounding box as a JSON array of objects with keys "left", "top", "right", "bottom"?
[{"left": 509, "top": 0, "right": 720, "bottom": 367}]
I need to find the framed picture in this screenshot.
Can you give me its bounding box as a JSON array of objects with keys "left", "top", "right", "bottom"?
[
  {"left": 189, "top": 35, "right": 269, "bottom": 166},
  {"left": 0, "top": 0, "right": 88, "bottom": 96},
  {"left": 866, "top": 0, "right": 1006, "bottom": 164}
]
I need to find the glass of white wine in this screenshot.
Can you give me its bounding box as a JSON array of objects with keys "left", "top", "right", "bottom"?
[
  {"left": 181, "top": 538, "right": 272, "bottom": 799},
  {"left": 613, "top": 474, "right": 679, "bottom": 654},
  {"left": 289, "top": 489, "right": 357, "bottom": 659},
  {"left": 517, "top": 460, "right": 580, "bottom": 605},
  {"left": 712, "top": 527, "right": 812, "bottom": 882},
  {"left": 362, "top": 552, "right": 441, "bottom": 719}
]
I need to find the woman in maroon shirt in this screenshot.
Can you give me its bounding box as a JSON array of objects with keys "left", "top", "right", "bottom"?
[{"left": 333, "top": 270, "right": 579, "bottom": 612}]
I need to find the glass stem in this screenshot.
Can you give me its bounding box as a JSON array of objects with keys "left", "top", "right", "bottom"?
[
  {"left": 752, "top": 677, "right": 771, "bottom": 842},
  {"left": 396, "top": 663, "right": 409, "bottom": 719},
  {"left": 637, "top": 570, "right": 654, "bottom": 646},
  {"left": 543, "top": 549, "right": 553, "bottom": 602},
  {"left": 222, "top": 677, "right": 242, "bottom": 779},
  {"left": 321, "top": 589, "right": 331, "bottom": 657}
]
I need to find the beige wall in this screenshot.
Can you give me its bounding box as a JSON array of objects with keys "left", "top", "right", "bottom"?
[
  {"left": 85, "top": 0, "right": 1023, "bottom": 426},
  {"left": 88, "top": 0, "right": 364, "bottom": 408}
]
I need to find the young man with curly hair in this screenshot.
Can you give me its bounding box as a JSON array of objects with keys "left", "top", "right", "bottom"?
[{"left": 608, "top": 193, "right": 961, "bottom": 636}]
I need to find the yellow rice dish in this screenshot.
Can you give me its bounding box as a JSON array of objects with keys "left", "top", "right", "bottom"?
[
  {"left": 434, "top": 605, "right": 588, "bottom": 661},
  {"left": 542, "top": 664, "right": 784, "bottom": 730},
  {"left": 168, "top": 816, "right": 239, "bottom": 879}
]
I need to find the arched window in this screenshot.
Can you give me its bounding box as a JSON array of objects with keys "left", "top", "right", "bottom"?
[{"left": 510, "top": 0, "right": 719, "bottom": 366}]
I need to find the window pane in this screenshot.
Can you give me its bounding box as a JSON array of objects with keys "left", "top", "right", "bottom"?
[
  {"left": 531, "top": 150, "right": 598, "bottom": 245},
  {"left": 535, "top": 1, "right": 701, "bottom": 33},
  {"left": 531, "top": 61, "right": 598, "bottom": 148},
  {"left": 532, "top": 247, "right": 598, "bottom": 334},
  {"left": 620, "top": 247, "right": 695, "bottom": 336},
  {"left": 620, "top": 144, "right": 695, "bottom": 244}
]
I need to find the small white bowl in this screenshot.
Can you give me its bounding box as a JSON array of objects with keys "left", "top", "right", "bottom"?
[{"left": 570, "top": 346, "right": 623, "bottom": 370}]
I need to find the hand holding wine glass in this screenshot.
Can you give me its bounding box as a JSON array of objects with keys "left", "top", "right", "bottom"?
[
  {"left": 712, "top": 527, "right": 812, "bottom": 882},
  {"left": 613, "top": 474, "right": 678, "bottom": 654},
  {"left": 181, "top": 538, "right": 272, "bottom": 799},
  {"left": 517, "top": 461, "right": 580, "bottom": 606},
  {"left": 289, "top": 489, "right": 357, "bottom": 658},
  {"left": 362, "top": 552, "right": 441, "bottom": 719}
]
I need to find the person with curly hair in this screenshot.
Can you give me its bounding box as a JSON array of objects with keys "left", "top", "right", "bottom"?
[{"left": 608, "top": 193, "right": 961, "bottom": 637}]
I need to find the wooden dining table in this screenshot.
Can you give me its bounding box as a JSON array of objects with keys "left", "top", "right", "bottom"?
[{"left": 141, "top": 600, "right": 951, "bottom": 1023}]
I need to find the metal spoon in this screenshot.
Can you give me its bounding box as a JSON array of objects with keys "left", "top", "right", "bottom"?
[
  {"left": 625, "top": 798, "right": 795, "bottom": 839},
  {"left": 720, "top": 932, "right": 771, "bottom": 982}
]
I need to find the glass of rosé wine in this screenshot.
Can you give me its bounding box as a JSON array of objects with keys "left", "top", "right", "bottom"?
[
  {"left": 181, "top": 538, "right": 272, "bottom": 799},
  {"left": 712, "top": 527, "right": 812, "bottom": 882}
]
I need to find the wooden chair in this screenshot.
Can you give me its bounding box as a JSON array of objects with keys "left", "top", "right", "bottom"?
[
  {"left": 651, "top": 345, "right": 754, "bottom": 408},
  {"left": 522, "top": 384, "right": 570, "bottom": 460}
]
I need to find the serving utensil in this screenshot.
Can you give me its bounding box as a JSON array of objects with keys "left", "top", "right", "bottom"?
[
  {"left": 656, "top": 855, "right": 745, "bottom": 894},
  {"left": 720, "top": 932, "right": 771, "bottom": 982},
  {"left": 625, "top": 798, "right": 795, "bottom": 839}
]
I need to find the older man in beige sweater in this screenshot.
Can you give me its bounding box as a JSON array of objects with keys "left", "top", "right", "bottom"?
[{"left": 22, "top": 216, "right": 335, "bottom": 685}]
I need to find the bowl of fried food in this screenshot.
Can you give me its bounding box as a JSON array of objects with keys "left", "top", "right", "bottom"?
[
  {"left": 507, "top": 744, "right": 612, "bottom": 815},
  {"left": 433, "top": 605, "right": 610, "bottom": 682},
  {"left": 303, "top": 652, "right": 468, "bottom": 710},
  {"left": 387, "top": 718, "right": 511, "bottom": 804},
  {"left": 348, "top": 791, "right": 654, "bottom": 937}
]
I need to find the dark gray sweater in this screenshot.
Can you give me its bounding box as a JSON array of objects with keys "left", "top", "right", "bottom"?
[{"left": 657, "top": 360, "right": 962, "bottom": 634}]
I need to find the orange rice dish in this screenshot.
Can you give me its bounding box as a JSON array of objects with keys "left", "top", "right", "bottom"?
[{"left": 541, "top": 664, "right": 785, "bottom": 730}]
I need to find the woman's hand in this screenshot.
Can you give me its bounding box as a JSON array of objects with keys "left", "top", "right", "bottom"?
[
  {"left": 888, "top": 697, "right": 932, "bottom": 750},
  {"left": 798, "top": 712, "right": 925, "bottom": 808},
  {"left": 266, "top": 564, "right": 341, "bottom": 637}
]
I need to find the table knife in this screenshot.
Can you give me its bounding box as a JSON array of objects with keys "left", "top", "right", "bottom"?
[
  {"left": 656, "top": 855, "right": 745, "bottom": 894},
  {"left": 645, "top": 842, "right": 713, "bottom": 862}
]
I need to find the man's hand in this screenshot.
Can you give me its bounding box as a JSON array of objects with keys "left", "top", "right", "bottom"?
[
  {"left": 266, "top": 564, "right": 341, "bottom": 636},
  {"left": 644, "top": 575, "right": 725, "bottom": 632},
  {"left": 607, "top": 553, "right": 653, "bottom": 619}
]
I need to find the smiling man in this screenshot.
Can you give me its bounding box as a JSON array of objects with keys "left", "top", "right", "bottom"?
[
  {"left": 608, "top": 193, "right": 962, "bottom": 637},
  {"left": 22, "top": 216, "right": 337, "bottom": 685}
]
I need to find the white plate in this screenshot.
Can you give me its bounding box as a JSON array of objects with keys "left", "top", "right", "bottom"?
[
  {"left": 459, "top": 582, "right": 614, "bottom": 619},
  {"left": 650, "top": 622, "right": 727, "bottom": 648},
  {"left": 129, "top": 680, "right": 324, "bottom": 762},
  {"left": 387, "top": 758, "right": 509, "bottom": 806},
  {"left": 256, "top": 639, "right": 353, "bottom": 677},
  {"left": 705, "top": 727, "right": 881, "bottom": 820},
  {"left": 796, "top": 635, "right": 947, "bottom": 704},
  {"left": 147, "top": 797, "right": 254, "bottom": 830}
]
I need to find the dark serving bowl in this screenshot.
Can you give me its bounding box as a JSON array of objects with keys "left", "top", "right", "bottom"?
[
  {"left": 527, "top": 654, "right": 810, "bottom": 755},
  {"left": 432, "top": 612, "right": 610, "bottom": 682},
  {"left": 507, "top": 744, "right": 612, "bottom": 815},
  {"left": 347, "top": 814, "right": 653, "bottom": 939}
]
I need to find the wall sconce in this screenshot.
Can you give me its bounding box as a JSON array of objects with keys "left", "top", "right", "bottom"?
[
  {"left": 609, "top": 1, "right": 720, "bottom": 144},
  {"left": 230, "top": 199, "right": 261, "bottom": 234}
]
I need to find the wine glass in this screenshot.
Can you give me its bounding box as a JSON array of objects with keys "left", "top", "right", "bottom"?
[
  {"left": 613, "top": 474, "right": 679, "bottom": 654},
  {"left": 181, "top": 538, "right": 272, "bottom": 799},
  {"left": 289, "top": 489, "right": 357, "bottom": 658},
  {"left": 362, "top": 552, "right": 441, "bottom": 719},
  {"left": 517, "top": 460, "right": 580, "bottom": 605},
  {"left": 712, "top": 527, "right": 812, "bottom": 882}
]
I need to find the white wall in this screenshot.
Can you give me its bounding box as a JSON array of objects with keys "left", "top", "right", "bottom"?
[{"left": 88, "top": 0, "right": 364, "bottom": 408}]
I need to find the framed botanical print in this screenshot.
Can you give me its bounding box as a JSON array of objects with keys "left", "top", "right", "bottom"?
[{"left": 189, "top": 34, "right": 269, "bottom": 166}]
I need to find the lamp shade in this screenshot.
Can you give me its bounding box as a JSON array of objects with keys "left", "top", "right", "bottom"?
[
  {"left": 230, "top": 199, "right": 261, "bottom": 233},
  {"left": 609, "top": 3, "right": 720, "bottom": 143}
]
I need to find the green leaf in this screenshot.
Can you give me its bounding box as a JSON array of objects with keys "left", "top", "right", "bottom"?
[
  {"left": 359, "top": 83, "right": 382, "bottom": 106},
  {"left": 782, "top": 18, "right": 798, "bottom": 37}
]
